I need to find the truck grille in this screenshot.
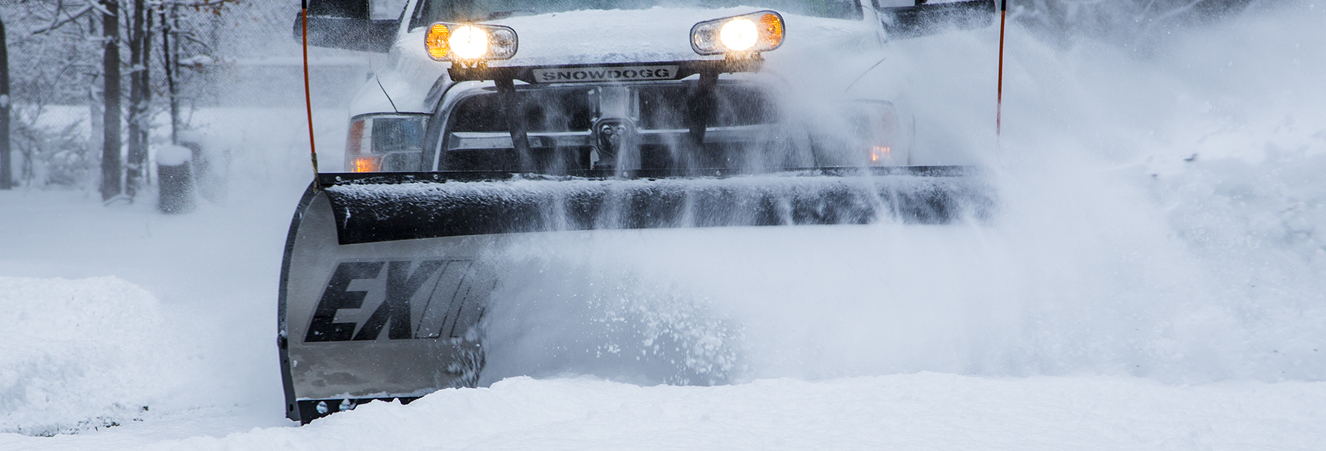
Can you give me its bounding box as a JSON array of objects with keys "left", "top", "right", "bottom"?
[
  {"left": 445, "top": 82, "right": 778, "bottom": 134},
  {"left": 439, "top": 81, "right": 784, "bottom": 173}
]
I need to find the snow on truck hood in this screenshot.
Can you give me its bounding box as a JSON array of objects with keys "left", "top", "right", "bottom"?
[
  {"left": 486, "top": 7, "right": 876, "bottom": 66},
  {"left": 365, "top": 7, "right": 882, "bottom": 114}
]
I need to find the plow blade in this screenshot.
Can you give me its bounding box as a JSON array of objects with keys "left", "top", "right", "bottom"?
[{"left": 279, "top": 167, "right": 992, "bottom": 423}]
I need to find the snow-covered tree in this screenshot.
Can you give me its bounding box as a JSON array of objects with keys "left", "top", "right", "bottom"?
[{"left": 0, "top": 0, "right": 235, "bottom": 195}]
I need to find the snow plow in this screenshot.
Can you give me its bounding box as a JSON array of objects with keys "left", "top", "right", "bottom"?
[{"left": 282, "top": 0, "right": 998, "bottom": 423}]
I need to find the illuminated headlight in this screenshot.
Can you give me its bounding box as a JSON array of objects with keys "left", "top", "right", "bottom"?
[
  {"left": 448, "top": 26, "right": 489, "bottom": 60},
  {"left": 425, "top": 23, "right": 518, "bottom": 62},
  {"left": 691, "top": 11, "right": 784, "bottom": 56}
]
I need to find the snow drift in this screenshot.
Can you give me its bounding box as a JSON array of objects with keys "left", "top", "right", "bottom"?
[{"left": 0, "top": 277, "right": 183, "bottom": 436}]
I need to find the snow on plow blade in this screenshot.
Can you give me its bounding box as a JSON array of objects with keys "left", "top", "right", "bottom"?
[{"left": 279, "top": 167, "right": 991, "bottom": 423}]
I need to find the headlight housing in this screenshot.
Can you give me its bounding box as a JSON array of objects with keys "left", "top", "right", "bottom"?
[
  {"left": 345, "top": 114, "right": 429, "bottom": 173},
  {"left": 691, "top": 11, "right": 784, "bottom": 56},
  {"left": 425, "top": 23, "right": 518, "bottom": 63}
]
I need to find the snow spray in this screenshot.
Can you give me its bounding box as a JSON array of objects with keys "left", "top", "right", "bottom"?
[{"left": 478, "top": 3, "right": 1326, "bottom": 386}]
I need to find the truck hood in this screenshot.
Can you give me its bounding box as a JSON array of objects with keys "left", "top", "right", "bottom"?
[{"left": 366, "top": 7, "right": 884, "bottom": 114}]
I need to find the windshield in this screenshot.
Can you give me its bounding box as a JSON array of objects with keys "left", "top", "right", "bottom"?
[{"left": 410, "top": 0, "right": 862, "bottom": 28}]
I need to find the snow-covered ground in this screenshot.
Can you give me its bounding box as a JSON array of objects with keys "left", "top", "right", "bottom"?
[
  {"left": 5, "top": 374, "right": 1326, "bottom": 450},
  {"left": 3, "top": 2, "right": 1325, "bottom": 449}
]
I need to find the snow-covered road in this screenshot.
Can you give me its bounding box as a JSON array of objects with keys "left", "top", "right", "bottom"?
[{"left": 6, "top": 374, "right": 1326, "bottom": 450}]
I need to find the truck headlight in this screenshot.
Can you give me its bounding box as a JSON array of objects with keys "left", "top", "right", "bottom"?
[
  {"left": 448, "top": 25, "right": 489, "bottom": 60},
  {"left": 345, "top": 114, "right": 429, "bottom": 173},
  {"left": 720, "top": 18, "right": 759, "bottom": 51},
  {"left": 691, "top": 11, "right": 784, "bottom": 56},
  {"left": 426, "top": 23, "right": 518, "bottom": 63}
]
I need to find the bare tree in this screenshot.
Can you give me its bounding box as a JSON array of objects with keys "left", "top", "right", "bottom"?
[
  {"left": 126, "top": 0, "right": 149, "bottom": 196},
  {"left": 0, "top": 0, "right": 242, "bottom": 195},
  {"left": 1, "top": 12, "right": 11, "bottom": 191},
  {"left": 162, "top": 4, "right": 180, "bottom": 145},
  {"left": 100, "top": 0, "right": 122, "bottom": 201}
]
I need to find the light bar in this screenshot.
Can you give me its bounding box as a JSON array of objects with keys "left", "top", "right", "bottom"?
[
  {"left": 691, "top": 11, "right": 784, "bottom": 56},
  {"left": 425, "top": 23, "right": 518, "bottom": 63}
]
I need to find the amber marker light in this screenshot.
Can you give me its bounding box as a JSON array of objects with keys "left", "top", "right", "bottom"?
[
  {"left": 870, "top": 146, "right": 891, "bottom": 164},
  {"left": 759, "top": 13, "right": 784, "bottom": 49},
  {"left": 344, "top": 118, "right": 369, "bottom": 171},
  {"left": 425, "top": 24, "right": 451, "bottom": 60},
  {"left": 352, "top": 157, "right": 381, "bottom": 173}
]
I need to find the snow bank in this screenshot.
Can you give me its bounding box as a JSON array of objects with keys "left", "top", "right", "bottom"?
[{"left": 0, "top": 277, "right": 183, "bottom": 436}]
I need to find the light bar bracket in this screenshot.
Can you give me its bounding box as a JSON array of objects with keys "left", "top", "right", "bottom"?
[{"left": 448, "top": 58, "right": 763, "bottom": 84}]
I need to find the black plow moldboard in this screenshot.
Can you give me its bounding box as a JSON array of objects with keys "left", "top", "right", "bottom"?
[{"left": 319, "top": 169, "right": 993, "bottom": 245}]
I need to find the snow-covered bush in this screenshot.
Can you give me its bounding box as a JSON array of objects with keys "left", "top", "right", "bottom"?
[{"left": 7, "top": 105, "right": 94, "bottom": 188}]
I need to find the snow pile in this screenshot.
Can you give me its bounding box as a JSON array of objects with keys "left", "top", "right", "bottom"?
[{"left": 0, "top": 277, "right": 183, "bottom": 436}]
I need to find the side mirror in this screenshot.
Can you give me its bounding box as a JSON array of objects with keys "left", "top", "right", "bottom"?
[
  {"left": 878, "top": 0, "right": 997, "bottom": 39},
  {"left": 293, "top": 0, "right": 398, "bottom": 53}
]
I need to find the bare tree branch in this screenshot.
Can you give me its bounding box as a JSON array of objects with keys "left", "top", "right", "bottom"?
[
  {"left": 81, "top": 0, "right": 113, "bottom": 18},
  {"left": 31, "top": 4, "right": 94, "bottom": 35}
]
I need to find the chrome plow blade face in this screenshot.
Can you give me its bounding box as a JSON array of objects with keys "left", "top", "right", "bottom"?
[
  {"left": 280, "top": 188, "right": 495, "bottom": 423},
  {"left": 280, "top": 168, "right": 992, "bottom": 423}
]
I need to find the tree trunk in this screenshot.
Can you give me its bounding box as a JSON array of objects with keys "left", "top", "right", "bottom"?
[
  {"left": 142, "top": 11, "right": 152, "bottom": 185},
  {"left": 0, "top": 13, "right": 12, "bottom": 190},
  {"left": 101, "top": 0, "right": 122, "bottom": 201},
  {"left": 163, "top": 6, "right": 179, "bottom": 145},
  {"left": 89, "top": 16, "right": 104, "bottom": 173},
  {"left": 126, "top": 0, "right": 147, "bottom": 197}
]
